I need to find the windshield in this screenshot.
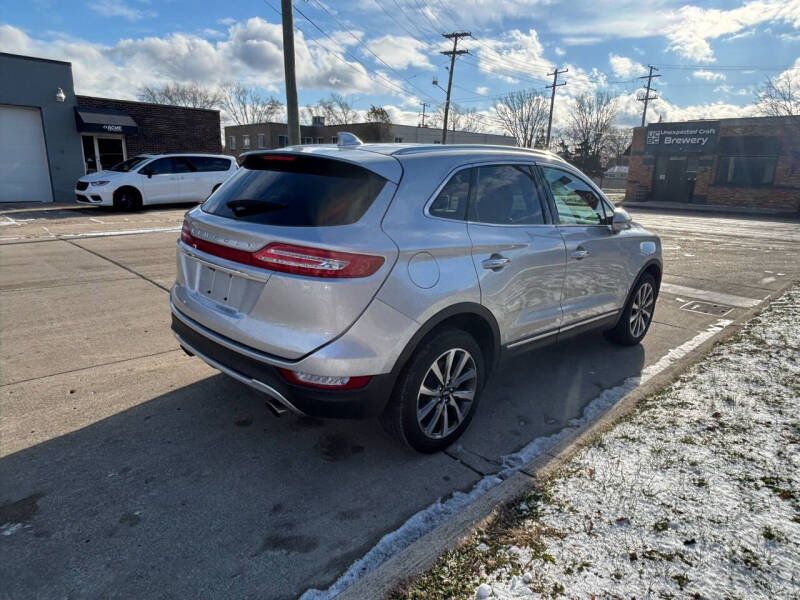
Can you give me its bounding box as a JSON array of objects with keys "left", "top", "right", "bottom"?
[
  {"left": 201, "top": 154, "right": 387, "bottom": 227},
  {"left": 109, "top": 156, "right": 150, "bottom": 172}
]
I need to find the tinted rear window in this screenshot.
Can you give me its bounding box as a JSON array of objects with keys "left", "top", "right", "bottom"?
[{"left": 201, "top": 154, "right": 386, "bottom": 226}]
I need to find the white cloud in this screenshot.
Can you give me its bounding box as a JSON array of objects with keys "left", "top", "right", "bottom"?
[
  {"left": 554, "top": 46, "right": 566, "bottom": 57},
  {"left": 476, "top": 86, "right": 489, "bottom": 95},
  {"left": 87, "top": 0, "right": 155, "bottom": 21},
  {"left": 466, "top": 29, "right": 552, "bottom": 84},
  {"left": 714, "top": 84, "right": 733, "bottom": 93},
  {"left": 0, "top": 19, "right": 403, "bottom": 102},
  {"left": 608, "top": 54, "right": 647, "bottom": 78},
  {"left": 693, "top": 70, "right": 727, "bottom": 81},
  {"left": 364, "top": 35, "right": 432, "bottom": 69}
]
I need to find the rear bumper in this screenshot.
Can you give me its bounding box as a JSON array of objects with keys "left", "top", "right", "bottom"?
[{"left": 171, "top": 310, "right": 396, "bottom": 419}]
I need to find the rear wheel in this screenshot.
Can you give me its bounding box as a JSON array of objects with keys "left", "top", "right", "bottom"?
[
  {"left": 381, "top": 329, "right": 485, "bottom": 453},
  {"left": 605, "top": 273, "right": 656, "bottom": 346},
  {"left": 113, "top": 187, "right": 142, "bottom": 212}
]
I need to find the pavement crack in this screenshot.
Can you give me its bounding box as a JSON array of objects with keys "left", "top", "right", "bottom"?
[
  {"left": 64, "top": 239, "right": 169, "bottom": 292},
  {"left": 443, "top": 449, "right": 488, "bottom": 477},
  {"left": 0, "top": 349, "right": 181, "bottom": 388}
]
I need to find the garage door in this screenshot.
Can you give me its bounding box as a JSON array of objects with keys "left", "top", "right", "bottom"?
[{"left": 0, "top": 105, "right": 53, "bottom": 202}]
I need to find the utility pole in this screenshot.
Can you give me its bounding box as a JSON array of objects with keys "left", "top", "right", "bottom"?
[
  {"left": 419, "top": 102, "right": 429, "bottom": 127},
  {"left": 637, "top": 65, "right": 660, "bottom": 127},
  {"left": 545, "top": 67, "right": 567, "bottom": 149},
  {"left": 281, "top": 0, "right": 300, "bottom": 145},
  {"left": 440, "top": 32, "right": 470, "bottom": 144}
]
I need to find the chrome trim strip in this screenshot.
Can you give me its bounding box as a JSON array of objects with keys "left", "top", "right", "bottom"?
[
  {"left": 505, "top": 309, "right": 620, "bottom": 349},
  {"left": 170, "top": 301, "right": 297, "bottom": 368},
  {"left": 559, "top": 310, "right": 620, "bottom": 333},
  {"left": 174, "top": 332, "right": 304, "bottom": 416},
  {"left": 506, "top": 327, "right": 558, "bottom": 349}
]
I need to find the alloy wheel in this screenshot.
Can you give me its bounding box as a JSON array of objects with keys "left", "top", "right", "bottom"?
[
  {"left": 416, "top": 348, "right": 477, "bottom": 439},
  {"left": 629, "top": 281, "right": 654, "bottom": 338}
]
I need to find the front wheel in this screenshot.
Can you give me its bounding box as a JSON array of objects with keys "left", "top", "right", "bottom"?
[
  {"left": 605, "top": 273, "right": 657, "bottom": 346},
  {"left": 381, "top": 329, "right": 485, "bottom": 453}
]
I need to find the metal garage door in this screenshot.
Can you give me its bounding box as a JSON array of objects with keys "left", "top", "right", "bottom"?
[{"left": 0, "top": 105, "right": 53, "bottom": 202}]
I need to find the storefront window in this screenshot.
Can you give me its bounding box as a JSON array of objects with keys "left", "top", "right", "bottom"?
[{"left": 715, "top": 156, "right": 776, "bottom": 186}]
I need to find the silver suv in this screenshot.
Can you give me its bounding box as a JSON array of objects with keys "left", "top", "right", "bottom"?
[{"left": 171, "top": 136, "right": 661, "bottom": 452}]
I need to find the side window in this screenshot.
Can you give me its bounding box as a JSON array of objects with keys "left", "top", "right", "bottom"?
[
  {"left": 144, "top": 157, "right": 173, "bottom": 175},
  {"left": 173, "top": 157, "right": 195, "bottom": 174},
  {"left": 541, "top": 167, "right": 607, "bottom": 225},
  {"left": 429, "top": 168, "right": 472, "bottom": 221},
  {"left": 469, "top": 164, "right": 545, "bottom": 225}
]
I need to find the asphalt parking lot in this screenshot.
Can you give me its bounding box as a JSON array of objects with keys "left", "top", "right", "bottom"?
[{"left": 1, "top": 204, "right": 798, "bottom": 599}]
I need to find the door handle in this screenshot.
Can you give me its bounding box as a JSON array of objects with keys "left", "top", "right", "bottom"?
[
  {"left": 482, "top": 255, "right": 511, "bottom": 271},
  {"left": 570, "top": 248, "right": 589, "bottom": 260}
]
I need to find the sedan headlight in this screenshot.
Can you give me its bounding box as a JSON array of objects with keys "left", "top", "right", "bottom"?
[{"left": 90, "top": 180, "right": 110, "bottom": 186}]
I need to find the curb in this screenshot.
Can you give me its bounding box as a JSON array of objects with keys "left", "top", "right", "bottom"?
[{"left": 335, "top": 278, "right": 798, "bottom": 600}]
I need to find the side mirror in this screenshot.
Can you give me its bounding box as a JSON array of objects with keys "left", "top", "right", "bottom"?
[
  {"left": 611, "top": 208, "right": 632, "bottom": 233},
  {"left": 140, "top": 168, "right": 153, "bottom": 178}
]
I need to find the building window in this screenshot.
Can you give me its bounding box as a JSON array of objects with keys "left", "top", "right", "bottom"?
[
  {"left": 278, "top": 135, "right": 288, "bottom": 147},
  {"left": 302, "top": 136, "right": 313, "bottom": 144},
  {"left": 242, "top": 134, "right": 251, "bottom": 149},
  {"left": 257, "top": 134, "right": 265, "bottom": 148},
  {"left": 331, "top": 136, "right": 338, "bottom": 144},
  {"left": 715, "top": 156, "right": 777, "bottom": 186},
  {"left": 228, "top": 136, "right": 236, "bottom": 150},
  {"left": 394, "top": 137, "right": 403, "bottom": 143},
  {"left": 433, "top": 140, "right": 441, "bottom": 144},
  {"left": 316, "top": 137, "right": 325, "bottom": 144}
]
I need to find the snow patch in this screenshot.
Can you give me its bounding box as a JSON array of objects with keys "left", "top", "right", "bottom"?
[{"left": 300, "top": 319, "right": 734, "bottom": 600}]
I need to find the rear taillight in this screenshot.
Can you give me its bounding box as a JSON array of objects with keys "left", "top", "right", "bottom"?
[
  {"left": 278, "top": 369, "right": 371, "bottom": 390},
  {"left": 253, "top": 243, "right": 384, "bottom": 278},
  {"left": 180, "top": 220, "right": 384, "bottom": 278}
]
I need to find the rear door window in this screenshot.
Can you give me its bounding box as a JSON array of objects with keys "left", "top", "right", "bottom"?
[
  {"left": 192, "top": 156, "right": 232, "bottom": 172},
  {"left": 469, "top": 164, "right": 545, "bottom": 225},
  {"left": 201, "top": 154, "right": 387, "bottom": 226},
  {"left": 429, "top": 169, "right": 471, "bottom": 220}
]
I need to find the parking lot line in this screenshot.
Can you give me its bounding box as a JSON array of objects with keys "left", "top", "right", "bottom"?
[{"left": 659, "top": 282, "right": 763, "bottom": 308}]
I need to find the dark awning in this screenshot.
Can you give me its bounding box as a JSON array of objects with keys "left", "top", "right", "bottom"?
[{"left": 75, "top": 107, "right": 138, "bottom": 135}]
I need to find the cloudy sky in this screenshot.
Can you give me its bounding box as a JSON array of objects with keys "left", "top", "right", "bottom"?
[{"left": 2, "top": 0, "right": 799, "bottom": 133}]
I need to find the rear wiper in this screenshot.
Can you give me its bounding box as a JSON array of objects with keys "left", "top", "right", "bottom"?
[{"left": 226, "top": 199, "right": 287, "bottom": 216}]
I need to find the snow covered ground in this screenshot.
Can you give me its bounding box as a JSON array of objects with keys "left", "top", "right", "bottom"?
[{"left": 400, "top": 286, "right": 799, "bottom": 599}]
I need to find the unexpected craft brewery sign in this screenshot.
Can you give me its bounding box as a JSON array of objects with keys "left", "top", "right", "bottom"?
[{"left": 645, "top": 121, "right": 720, "bottom": 154}]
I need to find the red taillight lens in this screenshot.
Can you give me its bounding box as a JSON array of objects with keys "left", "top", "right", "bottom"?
[
  {"left": 278, "top": 369, "right": 371, "bottom": 390},
  {"left": 180, "top": 220, "right": 384, "bottom": 279},
  {"left": 253, "top": 243, "right": 384, "bottom": 278}
]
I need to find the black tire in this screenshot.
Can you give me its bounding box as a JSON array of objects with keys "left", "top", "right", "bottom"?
[
  {"left": 604, "top": 273, "right": 657, "bottom": 346},
  {"left": 380, "top": 329, "right": 485, "bottom": 453},
  {"left": 113, "top": 187, "right": 142, "bottom": 212}
]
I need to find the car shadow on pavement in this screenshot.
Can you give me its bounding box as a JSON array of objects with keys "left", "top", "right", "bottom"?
[{"left": 0, "top": 331, "right": 644, "bottom": 600}]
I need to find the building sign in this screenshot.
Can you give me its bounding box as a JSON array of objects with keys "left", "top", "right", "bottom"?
[{"left": 645, "top": 121, "right": 719, "bottom": 154}]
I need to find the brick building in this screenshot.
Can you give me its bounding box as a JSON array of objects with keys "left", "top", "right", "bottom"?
[
  {"left": 625, "top": 116, "right": 799, "bottom": 213},
  {"left": 224, "top": 117, "right": 515, "bottom": 159},
  {"left": 0, "top": 52, "right": 221, "bottom": 203}
]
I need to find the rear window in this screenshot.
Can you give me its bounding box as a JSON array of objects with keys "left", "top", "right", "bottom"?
[
  {"left": 190, "top": 156, "right": 233, "bottom": 172},
  {"left": 201, "top": 154, "right": 387, "bottom": 226}
]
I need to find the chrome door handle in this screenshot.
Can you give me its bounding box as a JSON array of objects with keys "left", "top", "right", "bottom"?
[
  {"left": 482, "top": 256, "right": 511, "bottom": 271},
  {"left": 570, "top": 249, "right": 589, "bottom": 259}
]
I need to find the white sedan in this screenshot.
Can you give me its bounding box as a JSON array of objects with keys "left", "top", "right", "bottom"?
[{"left": 75, "top": 153, "right": 237, "bottom": 210}]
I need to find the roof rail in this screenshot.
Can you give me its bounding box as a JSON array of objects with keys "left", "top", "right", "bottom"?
[
  {"left": 390, "top": 144, "right": 564, "bottom": 160},
  {"left": 337, "top": 132, "right": 363, "bottom": 147}
]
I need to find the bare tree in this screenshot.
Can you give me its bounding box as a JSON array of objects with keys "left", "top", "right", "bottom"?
[
  {"left": 567, "top": 92, "right": 617, "bottom": 155},
  {"left": 317, "top": 93, "right": 358, "bottom": 125},
  {"left": 493, "top": 89, "right": 549, "bottom": 148},
  {"left": 429, "top": 104, "right": 484, "bottom": 133},
  {"left": 138, "top": 82, "right": 221, "bottom": 108},
  {"left": 755, "top": 74, "right": 800, "bottom": 127},
  {"left": 302, "top": 104, "right": 326, "bottom": 125},
  {"left": 603, "top": 127, "right": 632, "bottom": 168},
  {"left": 219, "top": 82, "right": 283, "bottom": 125}
]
